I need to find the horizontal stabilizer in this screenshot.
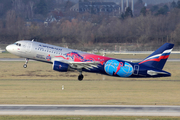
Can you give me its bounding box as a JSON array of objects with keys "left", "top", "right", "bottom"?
[{"left": 147, "top": 70, "right": 168, "bottom": 76}]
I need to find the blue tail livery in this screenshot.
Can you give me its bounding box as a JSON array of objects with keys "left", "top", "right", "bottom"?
[
  {"left": 139, "top": 43, "right": 174, "bottom": 70},
  {"left": 6, "top": 40, "right": 174, "bottom": 81}
]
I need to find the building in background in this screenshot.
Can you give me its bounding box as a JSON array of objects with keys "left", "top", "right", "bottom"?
[
  {"left": 70, "top": 1, "right": 120, "bottom": 16},
  {"left": 121, "top": 0, "right": 134, "bottom": 13}
]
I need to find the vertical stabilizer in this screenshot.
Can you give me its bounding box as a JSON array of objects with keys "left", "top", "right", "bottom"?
[{"left": 139, "top": 43, "right": 174, "bottom": 70}]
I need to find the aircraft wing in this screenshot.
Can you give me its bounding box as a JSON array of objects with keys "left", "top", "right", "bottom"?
[
  {"left": 52, "top": 58, "right": 101, "bottom": 70},
  {"left": 65, "top": 61, "right": 100, "bottom": 70}
]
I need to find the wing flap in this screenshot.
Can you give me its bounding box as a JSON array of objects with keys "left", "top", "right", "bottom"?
[
  {"left": 52, "top": 58, "right": 100, "bottom": 70},
  {"left": 68, "top": 61, "right": 100, "bottom": 69}
]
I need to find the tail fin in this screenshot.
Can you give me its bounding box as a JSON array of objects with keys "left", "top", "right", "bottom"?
[{"left": 139, "top": 43, "right": 174, "bottom": 70}]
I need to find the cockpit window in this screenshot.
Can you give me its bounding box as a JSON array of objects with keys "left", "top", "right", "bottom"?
[{"left": 14, "top": 43, "right": 21, "bottom": 46}]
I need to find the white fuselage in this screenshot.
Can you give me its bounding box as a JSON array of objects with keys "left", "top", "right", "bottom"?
[{"left": 6, "top": 40, "right": 85, "bottom": 63}]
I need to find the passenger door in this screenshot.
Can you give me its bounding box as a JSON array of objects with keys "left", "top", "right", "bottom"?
[
  {"left": 26, "top": 42, "right": 32, "bottom": 53},
  {"left": 133, "top": 65, "right": 139, "bottom": 75}
]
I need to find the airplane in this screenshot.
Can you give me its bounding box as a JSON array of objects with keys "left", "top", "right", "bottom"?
[{"left": 6, "top": 40, "right": 174, "bottom": 81}]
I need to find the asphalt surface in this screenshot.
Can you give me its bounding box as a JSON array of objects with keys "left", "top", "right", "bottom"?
[
  {"left": 0, "top": 105, "right": 180, "bottom": 116},
  {"left": 0, "top": 58, "right": 180, "bottom": 62}
]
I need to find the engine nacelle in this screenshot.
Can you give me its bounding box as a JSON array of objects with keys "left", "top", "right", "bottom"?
[{"left": 53, "top": 61, "right": 69, "bottom": 72}]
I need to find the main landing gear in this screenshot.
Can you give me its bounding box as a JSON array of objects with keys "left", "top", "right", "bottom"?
[
  {"left": 78, "top": 70, "right": 84, "bottom": 81},
  {"left": 78, "top": 74, "right": 84, "bottom": 81},
  {"left": 23, "top": 58, "right": 29, "bottom": 68}
]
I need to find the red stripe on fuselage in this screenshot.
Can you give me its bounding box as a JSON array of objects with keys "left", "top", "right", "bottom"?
[{"left": 55, "top": 55, "right": 70, "bottom": 60}]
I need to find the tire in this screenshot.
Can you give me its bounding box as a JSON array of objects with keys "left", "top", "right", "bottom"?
[
  {"left": 78, "top": 74, "right": 84, "bottom": 81},
  {"left": 23, "top": 64, "right": 27, "bottom": 68}
]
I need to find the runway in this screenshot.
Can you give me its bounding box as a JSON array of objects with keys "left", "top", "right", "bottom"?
[
  {"left": 0, "top": 105, "right": 180, "bottom": 116},
  {"left": 0, "top": 58, "right": 180, "bottom": 62}
]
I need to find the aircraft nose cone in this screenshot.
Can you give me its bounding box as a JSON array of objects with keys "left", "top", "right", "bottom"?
[{"left": 6, "top": 45, "right": 11, "bottom": 52}]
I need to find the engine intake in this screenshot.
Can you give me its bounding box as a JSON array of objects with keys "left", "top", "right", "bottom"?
[{"left": 53, "top": 61, "right": 69, "bottom": 72}]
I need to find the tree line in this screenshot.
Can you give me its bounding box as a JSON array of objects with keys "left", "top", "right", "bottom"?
[{"left": 0, "top": 0, "right": 180, "bottom": 49}]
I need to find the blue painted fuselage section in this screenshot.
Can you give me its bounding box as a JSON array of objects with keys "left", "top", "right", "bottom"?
[{"left": 82, "top": 59, "right": 171, "bottom": 78}]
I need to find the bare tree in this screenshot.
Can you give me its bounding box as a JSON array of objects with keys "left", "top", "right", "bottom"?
[{"left": 29, "top": 1, "right": 35, "bottom": 18}]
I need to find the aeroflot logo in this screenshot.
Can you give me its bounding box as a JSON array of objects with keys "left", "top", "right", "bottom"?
[
  {"left": 46, "top": 54, "right": 51, "bottom": 61},
  {"left": 38, "top": 44, "right": 62, "bottom": 53}
]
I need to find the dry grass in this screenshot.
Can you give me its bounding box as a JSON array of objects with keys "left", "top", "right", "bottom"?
[
  {"left": 0, "top": 61, "right": 180, "bottom": 105},
  {"left": 0, "top": 53, "right": 180, "bottom": 105},
  {"left": 0, "top": 79, "right": 180, "bottom": 105},
  {"left": 0, "top": 61, "right": 82, "bottom": 80},
  {"left": 0, "top": 53, "right": 20, "bottom": 58}
]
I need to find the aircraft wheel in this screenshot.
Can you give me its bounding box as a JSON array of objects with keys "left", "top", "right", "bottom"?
[
  {"left": 78, "top": 74, "right": 84, "bottom": 81},
  {"left": 23, "top": 64, "right": 27, "bottom": 68}
]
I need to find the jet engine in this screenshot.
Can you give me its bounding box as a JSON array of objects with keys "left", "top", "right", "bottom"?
[{"left": 53, "top": 61, "right": 69, "bottom": 72}]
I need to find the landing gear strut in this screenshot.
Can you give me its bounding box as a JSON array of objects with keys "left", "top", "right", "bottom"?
[
  {"left": 78, "top": 70, "right": 84, "bottom": 81},
  {"left": 23, "top": 58, "right": 29, "bottom": 68}
]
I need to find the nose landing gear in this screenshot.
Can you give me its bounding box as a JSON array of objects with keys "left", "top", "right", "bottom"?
[{"left": 23, "top": 58, "right": 29, "bottom": 68}]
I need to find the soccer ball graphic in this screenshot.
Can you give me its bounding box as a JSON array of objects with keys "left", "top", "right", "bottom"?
[{"left": 104, "top": 60, "right": 133, "bottom": 77}]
